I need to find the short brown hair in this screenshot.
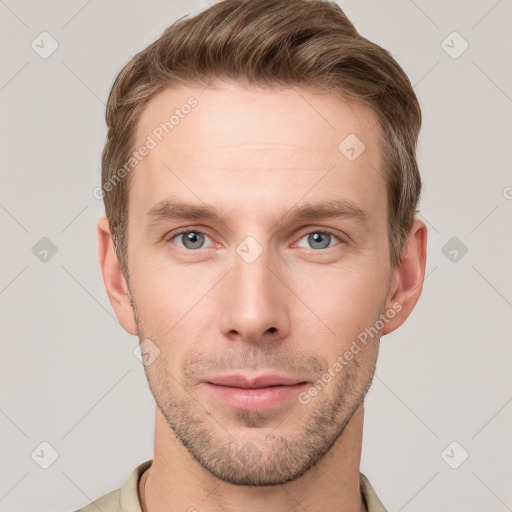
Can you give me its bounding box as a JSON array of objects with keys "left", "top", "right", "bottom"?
[{"left": 102, "top": 0, "right": 422, "bottom": 278}]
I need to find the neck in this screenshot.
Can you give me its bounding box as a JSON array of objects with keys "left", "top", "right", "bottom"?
[{"left": 140, "top": 404, "right": 366, "bottom": 512}]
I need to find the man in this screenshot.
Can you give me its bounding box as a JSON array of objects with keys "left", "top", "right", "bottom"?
[{"left": 78, "top": 0, "right": 427, "bottom": 510}]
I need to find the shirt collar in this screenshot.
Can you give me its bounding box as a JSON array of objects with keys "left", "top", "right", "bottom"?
[{"left": 119, "top": 460, "right": 387, "bottom": 512}]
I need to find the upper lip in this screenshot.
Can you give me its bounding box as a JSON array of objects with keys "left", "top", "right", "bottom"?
[{"left": 204, "top": 374, "right": 307, "bottom": 389}]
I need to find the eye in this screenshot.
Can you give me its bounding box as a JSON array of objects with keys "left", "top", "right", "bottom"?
[
  {"left": 171, "top": 230, "right": 213, "bottom": 250},
  {"left": 295, "top": 231, "right": 343, "bottom": 250}
]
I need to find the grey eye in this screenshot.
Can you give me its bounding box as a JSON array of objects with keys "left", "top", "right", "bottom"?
[
  {"left": 178, "top": 231, "right": 206, "bottom": 250},
  {"left": 307, "top": 232, "right": 332, "bottom": 250}
]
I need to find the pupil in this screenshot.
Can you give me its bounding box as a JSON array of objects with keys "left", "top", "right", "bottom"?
[
  {"left": 309, "top": 232, "right": 330, "bottom": 249},
  {"left": 183, "top": 231, "right": 203, "bottom": 249}
]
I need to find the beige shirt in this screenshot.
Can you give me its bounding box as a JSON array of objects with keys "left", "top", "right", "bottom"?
[{"left": 74, "top": 459, "right": 388, "bottom": 512}]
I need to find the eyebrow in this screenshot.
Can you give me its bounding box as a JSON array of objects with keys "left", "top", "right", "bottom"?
[{"left": 146, "top": 196, "right": 369, "bottom": 228}]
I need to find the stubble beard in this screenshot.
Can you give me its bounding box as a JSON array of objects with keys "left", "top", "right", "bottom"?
[{"left": 129, "top": 286, "right": 381, "bottom": 486}]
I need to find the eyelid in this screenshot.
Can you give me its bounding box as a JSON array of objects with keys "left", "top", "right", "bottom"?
[
  {"left": 164, "top": 226, "right": 346, "bottom": 252},
  {"left": 292, "top": 227, "right": 346, "bottom": 248},
  {"left": 166, "top": 227, "right": 217, "bottom": 250}
]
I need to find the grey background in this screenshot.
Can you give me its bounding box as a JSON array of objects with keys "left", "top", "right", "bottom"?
[{"left": 1, "top": 1, "right": 511, "bottom": 511}]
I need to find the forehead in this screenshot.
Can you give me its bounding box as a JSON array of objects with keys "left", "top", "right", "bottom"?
[{"left": 130, "top": 82, "right": 385, "bottom": 222}]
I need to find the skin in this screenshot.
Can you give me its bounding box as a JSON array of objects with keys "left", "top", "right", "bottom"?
[{"left": 98, "top": 81, "right": 427, "bottom": 512}]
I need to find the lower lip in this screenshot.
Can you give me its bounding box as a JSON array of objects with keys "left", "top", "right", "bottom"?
[{"left": 204, "top": 382, "right": 308, "bottom": 411}]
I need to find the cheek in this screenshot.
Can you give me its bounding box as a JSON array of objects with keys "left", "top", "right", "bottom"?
[
  {"left": 129, "top": 263, "right": 216, "bottom": 362},
  {"left": 131, "top": 252, "right": 213, "bottom": 315},
  {"left": 293, "top": 264, "right": 387, "bottom": 347}
]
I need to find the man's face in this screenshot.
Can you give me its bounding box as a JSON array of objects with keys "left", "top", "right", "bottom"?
[{"left": 125, "top": 82, "right": 395, "bottom": 485}]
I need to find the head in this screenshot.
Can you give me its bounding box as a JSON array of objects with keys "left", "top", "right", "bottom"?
[{"left": 98, "top": 0, "right": 427, "bottom": 486}]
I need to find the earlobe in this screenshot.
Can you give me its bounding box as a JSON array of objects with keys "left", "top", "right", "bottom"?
[
  {"left": 382, "top": 219, "right": 428, "bottom": 336},
  {"left": 97, "top": 216, "right": 138, "bottom": 335}
]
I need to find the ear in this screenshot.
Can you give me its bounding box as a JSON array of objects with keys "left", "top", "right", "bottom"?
[
  {"left": 382, "top": 219, "right": 428, "bottom": 335},
  {"left": 97, "top": 216, "right": 138, "bottom": 335}
]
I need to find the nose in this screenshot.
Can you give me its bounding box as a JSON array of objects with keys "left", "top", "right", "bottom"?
[{"left": 219, "top": 242, "right": 290, "bottom": 345}]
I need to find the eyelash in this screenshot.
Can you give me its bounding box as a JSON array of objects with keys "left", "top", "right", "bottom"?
[{"left": 165, "top": 227, "right": 345, "bottom": 252}]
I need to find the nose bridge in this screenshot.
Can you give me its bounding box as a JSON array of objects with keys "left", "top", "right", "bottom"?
[
  {"left": 219, "top": 238, "right": 288, "bottom": 342},
  {"left": 235, "top": 241, "right": 272, "bottom": 295}
]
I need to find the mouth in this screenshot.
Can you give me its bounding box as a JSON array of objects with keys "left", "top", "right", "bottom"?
[{"left": 202, "top": 374, "right": 309, "bottom": 411}]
